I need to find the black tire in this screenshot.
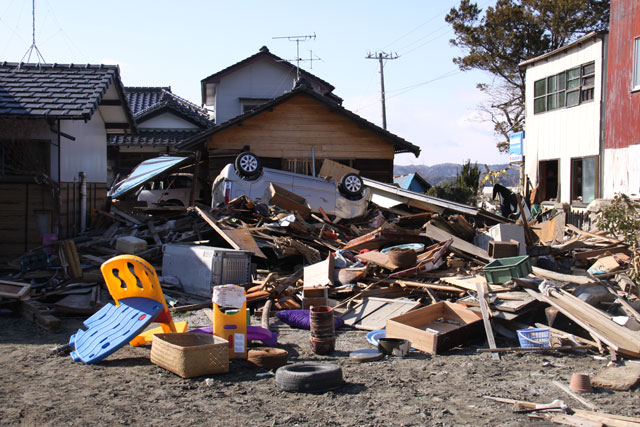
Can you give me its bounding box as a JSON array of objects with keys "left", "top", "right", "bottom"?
[
  {"left": 275, "top": 362, "right": 343, "bottom": 393},
  {"left": 235, "top": 152, "right": 262, "bottom": 178},
  {"left": 340, "top": 173, "right": 363, "bottom": 197},
  {"left": 247, "top": 347, "right": 288, "bottom": 370}
]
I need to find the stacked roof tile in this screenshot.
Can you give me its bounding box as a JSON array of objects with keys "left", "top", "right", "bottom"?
[{"left": 0, "top": 62, "right": 122, "bottom": 119}]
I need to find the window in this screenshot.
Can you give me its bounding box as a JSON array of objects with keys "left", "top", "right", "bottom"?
[
  {"left": 634, "top": 37, "right": 640, "bottom": 90},
  {"left": 239, "top": 98, "right": 271, "bottom": 114},
  {"left": 580, "top": 62, "right": 595, "bottom": 103},
  {"left": 533, "top": 61, "right": 596, "bottom": 114},
  {"left": 538, "top": 159, "right": 559, "bottom": 201},
  {"left": 534, "top": 79, "right": 547, "bottom": 113},
  {"left": 0, "top": 139, "right": 50, "bottom": 181},
  {"left": 571, "top": 156, "right": 598, "bottom": 204}
]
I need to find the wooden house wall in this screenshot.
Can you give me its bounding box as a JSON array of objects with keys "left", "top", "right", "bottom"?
[
  {"left": 205, "top": 95, "right": 395, "bottom": 182},
  {"left": 0, "top": 181, "right": 107, "bottom": 262}
]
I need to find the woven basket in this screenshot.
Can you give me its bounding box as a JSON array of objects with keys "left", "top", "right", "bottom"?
[{"left": 151, "top": 333, "right": 229, "bottom": 378}]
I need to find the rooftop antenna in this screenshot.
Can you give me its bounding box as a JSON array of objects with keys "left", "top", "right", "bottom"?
[
  {"left": 272, "top": 33, "right": 316, "bottom": 80},
  {"left": 21, "top": 0, "right": 46, "bottom": 64}
]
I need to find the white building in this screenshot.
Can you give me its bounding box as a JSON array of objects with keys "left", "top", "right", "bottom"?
[
  {"left": 519, "top": 32, "right": 607, "bottom": 206},
  {"left": 200, "top": 46, "right": 339, "bottom": 125}
]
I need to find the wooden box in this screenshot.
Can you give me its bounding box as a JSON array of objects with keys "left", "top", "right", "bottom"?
[
  {"left": 385, "top": 302, "right": 482, "bottom": 354},
  {"left": 265, "top": 183, "right": 310, "bottom": 219}
]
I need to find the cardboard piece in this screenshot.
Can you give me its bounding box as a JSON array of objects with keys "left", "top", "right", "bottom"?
[
  {"left": 587, "top": 255, "right": 620, "bottom": 276},
  {"left": 385, "top": 302, "right": 482, "bottom": 354},
  {"left": 265, "top": 183, "right": 310, "bottom": 219},
  {"left": 319, "top": 159, "right": 359, "bottom": 181},
  {"left": 303, "top": 255, "right": 335, "bottom": 287}
]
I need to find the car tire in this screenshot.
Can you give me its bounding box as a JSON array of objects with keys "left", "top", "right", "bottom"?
[
  {"left": 275, "top": 362, "right": 343, "bottom": 393},
  {"left": 340, "top": 173, "right": 364, "bottom": 197},
  {"left": 235, "top": 152, "right": 262, "bottom": 178}
]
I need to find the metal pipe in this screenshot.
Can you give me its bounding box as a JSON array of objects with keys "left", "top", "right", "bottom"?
[{"left": 79, "top": 171, "right": 87, "bottom": 232}]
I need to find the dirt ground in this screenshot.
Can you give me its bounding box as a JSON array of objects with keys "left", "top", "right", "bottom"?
[{"left": 1, "top": 308, "right": 639, "bottom": 427}]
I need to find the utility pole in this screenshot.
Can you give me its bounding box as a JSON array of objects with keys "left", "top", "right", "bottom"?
[{"left": 366, "top": 51, "right": 398, "bottom": 130}]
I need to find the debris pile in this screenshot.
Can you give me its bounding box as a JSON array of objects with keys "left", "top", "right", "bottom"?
[{"left": 1, "top": 163, "right": 639, "bottom": 423}]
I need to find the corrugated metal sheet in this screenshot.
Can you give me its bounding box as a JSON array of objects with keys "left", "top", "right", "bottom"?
[{"left": 606, "top": 0, "right": 640, "bottom": 150}]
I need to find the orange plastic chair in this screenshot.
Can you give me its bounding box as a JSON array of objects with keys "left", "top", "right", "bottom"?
[{"left": 100, "top": 255, "right": 185, "bottom": 346}]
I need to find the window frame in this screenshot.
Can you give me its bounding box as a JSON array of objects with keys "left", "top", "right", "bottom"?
[
  {"left": 532, "top": 61, "right": 596, "bottom": 114},
  {"left": 633, "top": 37, "right": 640, "bottom": 91}
]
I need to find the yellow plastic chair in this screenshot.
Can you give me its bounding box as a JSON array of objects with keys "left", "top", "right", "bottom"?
[{"left": 100, "top": 255, "right": 187, "bottom": 346}]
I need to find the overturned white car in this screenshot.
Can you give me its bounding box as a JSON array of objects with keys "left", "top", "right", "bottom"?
[{"left": 212, "top": 152, "right": 370, "bottom": 219}]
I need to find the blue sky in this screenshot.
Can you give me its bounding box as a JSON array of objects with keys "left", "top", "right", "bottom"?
[{"left": 0, "top": 0, "right": 509, "bottom": 166}]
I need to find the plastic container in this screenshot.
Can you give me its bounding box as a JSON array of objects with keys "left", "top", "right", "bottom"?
[
  {"left": 482, "top": 255, "right": 532, "bottom": 284},
  {"left": 212, "top": 285, "right": 248, "bottom": 360},
  {"left": 517, "top": 327, "right": 550, "bottom": 348},
  {"left": 162, "top": 244, "right": 252, "bottom": 297}
]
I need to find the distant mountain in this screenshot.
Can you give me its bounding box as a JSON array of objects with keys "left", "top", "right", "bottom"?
[{"left": 394, "top": 163, "right": 519, "bottom": 188}]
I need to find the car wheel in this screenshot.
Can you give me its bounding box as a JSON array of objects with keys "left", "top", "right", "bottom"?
[
  {"left": 275, "top": 362, "right": 343, "bottom": 393},
  {"left": 164, "top": 199, "right": 184, "bottom": 206},
  {"left": 340, "top": 173, "right": 364, "bottom": 197},
  {"left": 235, "top": 152, "right": 262, "bottom": 178}
]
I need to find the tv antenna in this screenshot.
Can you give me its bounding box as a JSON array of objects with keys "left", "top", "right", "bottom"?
[
  {"left": 21, "top": 0, "right": 46, "bottom": 64},
  {"left": 272, "top": 33, "right": 317, "bottom": 80}
]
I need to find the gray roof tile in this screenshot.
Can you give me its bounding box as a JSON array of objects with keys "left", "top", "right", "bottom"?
[
  {"left": 0, "top": 62, "right": 121, "bottom": 119},
  {"left": 124, "top": 86, "right": 213, "bottom": 128}
]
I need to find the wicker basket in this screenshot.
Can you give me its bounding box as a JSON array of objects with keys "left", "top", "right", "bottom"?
[{"left": 151, "top": 333, "right": 229, "bottom": 378}]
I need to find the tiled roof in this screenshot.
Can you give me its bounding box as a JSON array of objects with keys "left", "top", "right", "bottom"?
[
  {"left": 125, "top": 86, "right": 213, "bottom": 128},
  {"left": 125, "top": 86, "right": 171, "bottom": 115},
  {"left": 0, "top": 62, "right": 124, "bottom": 119},
  {"left": 177, "top": 86, "right": 421, "bottom": 157},
  {"left": 108, "top": 128, "right": 201, "bottom": 147}
]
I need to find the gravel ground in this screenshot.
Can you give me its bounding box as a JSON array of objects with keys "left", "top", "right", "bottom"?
[{"left": 0, "top": 308, "right": 638, "bottom": 426}]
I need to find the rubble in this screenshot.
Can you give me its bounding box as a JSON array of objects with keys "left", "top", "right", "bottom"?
[{"left": 1, "top": 167, "right": 639, "bottom": 424}]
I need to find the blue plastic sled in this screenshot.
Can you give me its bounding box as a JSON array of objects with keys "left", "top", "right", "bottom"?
[{"left": 69, "top": 297, "right": 162, "bottom": 365}]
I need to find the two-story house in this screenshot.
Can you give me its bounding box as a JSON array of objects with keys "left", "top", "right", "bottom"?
[
  {"left": 520, "top": 32, "right": 607, "bottom": 206},
  {"left": 201, "top": 46, "right": 340, "bottom": 125}
]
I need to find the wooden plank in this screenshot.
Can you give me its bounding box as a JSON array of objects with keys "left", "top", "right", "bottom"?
[
  {"left": 477, "top": 283, "right": 500, "bottom": 360},
  {"left": 552, "top": 380, "right": 598, "bottom": 411},
  {"left": 591, "top": 363, "right": 640, "bottom": 391},
  {"left": 567, "top": 224, "right": 622, "bottom": 244},
  {"left": 441, "top": 275, "right": 510, "bottom": 293},
  {"left": 526, "top": 288, "right": 640, "bottom": 357},
  {"left": 0, "top": 280, "right": 31, "bottom": 299},
  {"left": 532, "top": 266, "right": 596, "bottom": 285},
  {"left": 340, "top": 298, "right": 387, "bottom": 327},
  {"left": 354, "top": 297, "right": 421, "bottom": 331},
  {"left": 195, "top": 206, "right": 266, "bottom": 258},
  {"left": 423, "top": 222, "right": 493, "bottom": 263}
]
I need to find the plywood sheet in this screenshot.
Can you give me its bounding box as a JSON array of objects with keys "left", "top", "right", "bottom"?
[{"left": 591, "top": 363, "right": 640, "bottom": 391}]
